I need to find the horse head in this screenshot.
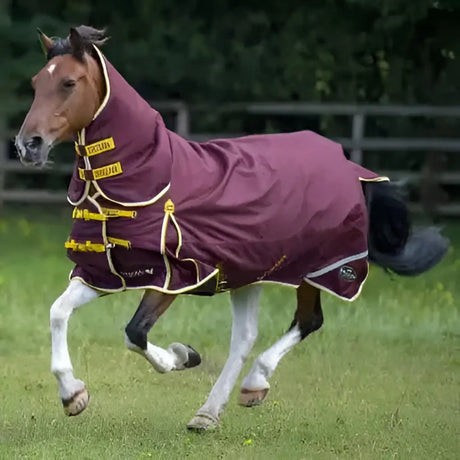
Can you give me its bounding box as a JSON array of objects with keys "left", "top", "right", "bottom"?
[{"left": 15, "top": 26, "right": 107, "bottom": 167}]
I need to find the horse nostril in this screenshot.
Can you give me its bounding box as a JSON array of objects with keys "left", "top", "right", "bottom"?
[{"left": 25, "top": 136, "right": 43, "bottom": 150}]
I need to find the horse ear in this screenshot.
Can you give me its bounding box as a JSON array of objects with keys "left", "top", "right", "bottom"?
[
  {"left": 69, "top": 27, "right": 85, "bottom": 61},
  {"left": 37, "top": 28, "right": 54, "bottom": 57}
]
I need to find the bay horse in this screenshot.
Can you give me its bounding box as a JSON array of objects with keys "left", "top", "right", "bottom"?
[{"left": 15, "top": 26, "right": 448, "bottom": 431}]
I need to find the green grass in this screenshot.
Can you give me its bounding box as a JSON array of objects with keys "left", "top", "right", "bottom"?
[{"left": 0, "top": 207, "right": 459, "bottom": 459}]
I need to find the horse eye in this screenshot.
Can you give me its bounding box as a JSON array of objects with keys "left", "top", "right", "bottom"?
[{"left": 63, "top": 79, "right": 76, "bottom": 89}]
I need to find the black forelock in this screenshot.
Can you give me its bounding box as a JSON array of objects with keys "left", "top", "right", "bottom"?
[{"left": 46, "top": 38, "right": 71, "bottom": 60}]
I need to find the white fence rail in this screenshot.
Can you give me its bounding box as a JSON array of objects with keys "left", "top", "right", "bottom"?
[{"left": 1, "top": 103, "right": 460, "bottom": 214}]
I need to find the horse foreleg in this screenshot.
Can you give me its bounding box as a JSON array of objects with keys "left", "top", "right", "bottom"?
[
  {"left": 239, "top": 281, "right": 323, "bottom": 407},
  {"left": 50, "top": 279, "right": 100, "bottom": 416},
  {"left": 187, "top": 285, "right": 262, "bottom": 431},
  {"left": 125, "top": 290, "right": 200, "bottom": 373}
]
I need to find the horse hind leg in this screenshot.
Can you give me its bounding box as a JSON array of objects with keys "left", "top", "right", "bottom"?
[
  {"left": 239, "top": 281, "right": 323, "bottom": 407},
  {"left": 124, "top": 290, "right": 201, "bottom": 373},
  {"left": 187, "top": 285, "right": 262, "bottom": 431}
]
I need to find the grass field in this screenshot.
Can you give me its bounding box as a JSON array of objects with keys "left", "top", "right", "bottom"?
[{"left": 0, "top": 207, "right": 459, "bottom": 459}]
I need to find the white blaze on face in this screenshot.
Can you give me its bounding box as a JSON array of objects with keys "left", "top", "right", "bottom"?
[{"left": 47, "top": 63, "right": 56, "bottom": 75}]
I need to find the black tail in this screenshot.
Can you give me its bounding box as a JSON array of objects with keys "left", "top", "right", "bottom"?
[{"left": 366, "top": 182, "right": 449, "bottom": 276}]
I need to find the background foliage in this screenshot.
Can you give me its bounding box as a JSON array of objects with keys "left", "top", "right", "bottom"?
[
  {"left": 1, "top": 1, "right": 459, "bottom": 195},
  {"left": 2, "top": 0, "right": 459, "bottom": 122}
]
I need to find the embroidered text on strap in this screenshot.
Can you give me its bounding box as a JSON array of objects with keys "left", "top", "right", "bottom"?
[
  {"left": 75, "top": 137, "right": 115, "bottom": 157},
  {"left": 78, "top": 161, "right": 123, "bottom": 181}
]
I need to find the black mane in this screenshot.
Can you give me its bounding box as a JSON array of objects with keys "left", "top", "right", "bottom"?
[{"left": 47, "top": 25, "right": 108, "bottom": 60}]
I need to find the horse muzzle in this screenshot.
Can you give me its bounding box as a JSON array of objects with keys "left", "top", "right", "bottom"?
[{"left": 15, "top": 134, "right": 50, "bottom": 167}]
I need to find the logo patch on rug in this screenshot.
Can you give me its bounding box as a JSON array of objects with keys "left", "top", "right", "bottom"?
[{"left": 339, "top": 265, "right": 357, "bottom": 281}]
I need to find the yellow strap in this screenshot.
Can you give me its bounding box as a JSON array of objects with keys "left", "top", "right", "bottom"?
[
  {"left": 107, "top": 237, "right": 131, "bottom": 249},
  {"left": 100, "top": 207, "right": 137, "bottom": 218},
  {"left": 75, "top": 137, "right": 115, "bottom": 157},
  {"left": 72, "top": 208, "right": 108, "bottom": 221},
  {"left": 65, "top": 240, "right": 106, "bottom": 252},
  {"left": 73, "top": 207, "right": 136, "bottom": 221},
  {"left": 65, "top": 237, "right": 131, "bottom": 252},
  {"left": 78, "top": 161, "right": 123, "bottom": 181}
]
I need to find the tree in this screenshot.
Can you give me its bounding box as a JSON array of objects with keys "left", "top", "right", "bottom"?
[{"left": 3, "top": 0, "right": 459, "bottom": 120}]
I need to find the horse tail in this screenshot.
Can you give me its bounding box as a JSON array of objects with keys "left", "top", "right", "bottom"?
[{"left": 366, "top": 181, "right": 449, "bottom": 276}]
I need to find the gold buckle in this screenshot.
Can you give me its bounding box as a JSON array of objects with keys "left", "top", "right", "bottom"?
[{"left": 164, "top": 199, "right": 175, "bottom": 213}]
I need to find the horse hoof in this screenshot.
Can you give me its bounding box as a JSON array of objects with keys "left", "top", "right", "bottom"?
[
  {"left": 239, "top": 388, "right": 269, "bottom": 407},
  {"left": 187, "top": 413, "right": 219, "bottom": 431},
  {"left": 169, "top": 343, "right": 202, "bottom": 370},
  {"left": 62, "top": 387, "right": 90, "bottom": 416},
  {"left": 184, "top": 344, "right": 201, "bottom": 368}
]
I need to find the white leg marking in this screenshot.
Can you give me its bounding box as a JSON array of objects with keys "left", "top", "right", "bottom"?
[
  {"left": 50, "top": 279, "right": 99, "bottom": 400},
  {"left": 125, "top": 334, "right": 187, "bottom": 373},
  {"left": 241, "top": 324, "right": 302, "bottom": 391},
  {"left": 191, "top": 285, "right": 262, "bottom": 424}
]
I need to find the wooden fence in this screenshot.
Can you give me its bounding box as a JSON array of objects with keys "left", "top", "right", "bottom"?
[{"left": 1, "top": 103, "right": 460, "bottom": 214}]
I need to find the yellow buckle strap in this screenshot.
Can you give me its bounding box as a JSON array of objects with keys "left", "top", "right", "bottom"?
[
  {"left": 65, "top": 237, "right": 131, "bottom": 252},
  {"left": 75, "top": 137, "right": 115, "bottom": 157},
  {"left": 107, "top": 237, "right": 131, "bottom": 249},
  {"left": 65, "top": 240, "right": 106, "bottom": 252},
  {"left": 73, "top": 207, "right": 136, "bottom": 221},
  {"left": 100, "top": 207, "right": 137, "bottom": 218},
  {"left": 72, "top": 208, "right": 108, "bottom": 221},
  {"left": 78, "top": 161, "right": 123, "bottom": 181}
]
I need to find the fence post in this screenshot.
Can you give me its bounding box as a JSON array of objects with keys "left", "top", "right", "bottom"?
[
  {"left": 0, "top": 117, "right": 6, "bottom": 209},
  {"left": 176, "top": 103, "right": 190, "bottom": 138},
  {"left": 351, "top": 112, "right": 365, "bottom": 164}
]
